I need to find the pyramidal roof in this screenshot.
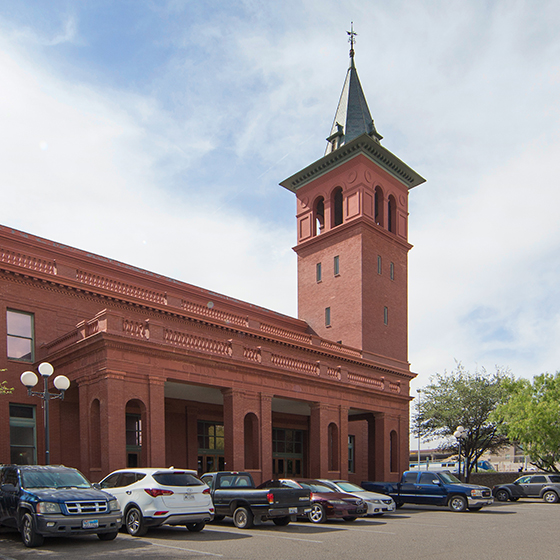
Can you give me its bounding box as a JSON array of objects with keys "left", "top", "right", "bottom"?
[{"left": 325, "top": 29, "right": 382, "bottom": 155}]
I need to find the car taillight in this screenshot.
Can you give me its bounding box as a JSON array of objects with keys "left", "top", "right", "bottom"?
[
  {"left": 267, "top": 492, "right": 274, "bottom": 504},
  {"left": 144, "top": 488, "right": 174, "bottom": 498},
  {"left": 310, "top": 492, "right": 314, "bottom": 500},
  {"left": 203, "top": 488, "right": 211, "bottom": 495}
]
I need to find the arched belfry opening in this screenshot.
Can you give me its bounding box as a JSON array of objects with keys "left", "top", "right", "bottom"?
[
  {"left": 374, "top": 186, "right": 384, "bottom": 226},
  {"left": 314, "top": 196, "right": 325, "bottom": 235},
  {"left": 388, "top": 194, "right": 397, "bottom": 234},
  {"left": 332, "top": 187, "right": 343, "bottom": 227}
]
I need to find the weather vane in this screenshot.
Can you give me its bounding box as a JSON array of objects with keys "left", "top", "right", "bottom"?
[{"left": 347, "top": 22, "right": 357, "bottom": 59}]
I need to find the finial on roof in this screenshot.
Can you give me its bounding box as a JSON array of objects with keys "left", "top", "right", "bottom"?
[{"left": 347, "top": 22, "right": 357, "bottom": 64}]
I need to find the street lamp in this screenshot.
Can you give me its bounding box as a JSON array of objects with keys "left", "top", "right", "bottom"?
[
  {"left": 20, "top": 362, "right": 70, "bottom": 465},
  {"left": 417, "top": 389, "right": 422, "bottom": 469},
  {"left": 453, "top": 425, "right": 467, "bottom": 479}
]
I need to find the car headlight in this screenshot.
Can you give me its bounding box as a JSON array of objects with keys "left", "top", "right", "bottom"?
[
  {"left": 36, "top": 502, "right": 61, "bottom": 514},
  {"left": 470, "top": 489, "right": 483, "bottom": 498},
  {"left": 108, "top": 499, "right": 120, "bottom": 512},
  {"left": 367, "top": 499, "right": 382, "bottom": 504}
]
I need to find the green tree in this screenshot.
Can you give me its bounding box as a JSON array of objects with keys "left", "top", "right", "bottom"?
[
  {"left": 414, "top": 363, "right": 511, "bottom": 481},
  {"left": 1, "top": 368, "right": 14, "bottom": 395},
  {"left": 493, "top": 373, "right": 560, "bottom": 473}
]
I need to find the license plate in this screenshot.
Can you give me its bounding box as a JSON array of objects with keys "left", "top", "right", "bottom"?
[
  {"left": 289, "top": 507, "right": 297, "bottom": 514},
  {"left": 82, "top": 519, "right": 98, "bottom": 529},
  {"left": 184, "top": 494, "right": 194, "bottom": 500}
]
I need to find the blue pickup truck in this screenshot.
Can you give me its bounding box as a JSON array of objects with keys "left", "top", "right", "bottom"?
[
  {"left": 362, "top": 470, "right": 493, "bottom": 512},
  {"left": 0, "top": 464, "right": 122, "bottom": 547}
]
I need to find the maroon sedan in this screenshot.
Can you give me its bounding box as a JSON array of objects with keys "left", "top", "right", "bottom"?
[{"left": 258, "top": 479, "right": 367, "bottom": 523}]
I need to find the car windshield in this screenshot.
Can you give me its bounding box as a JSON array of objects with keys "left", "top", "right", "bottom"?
[
  {"left": 298, "top": 481, "right": 334, "bottom": 493},
  {"left": 333, "top": 482, "right": 363, "bottom": 492},
  {"left": 22, "top": 469, "right": 91, "bottom": 489},
  {"left": 153, "top": 472, "right": 204, "bottom": 487},
  {"left": 438, "top": 472, "right": 461, "bottom": 484}
]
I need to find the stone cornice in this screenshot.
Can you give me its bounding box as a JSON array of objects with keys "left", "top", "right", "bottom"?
[{"left": 280, "top": 133, "right": 426, "bottom": 192}]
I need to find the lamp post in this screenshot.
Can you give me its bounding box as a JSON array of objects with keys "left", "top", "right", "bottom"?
[
  {"left": 453, "top": 426, "right": 467, "bottom": 479},
  {"left": 20, "top": 362, "right": 70, "bottom": 465},
  {"left": 417, "top": 389, "right": 422, "bottom": 469}
]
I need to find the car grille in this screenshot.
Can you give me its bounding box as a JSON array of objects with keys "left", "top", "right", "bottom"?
[
  {"left": 64, "top": 501, "right": 108, "bottom": 514},
  {"left": 482, "top": 490, "right": 491, "bottom": 498}
]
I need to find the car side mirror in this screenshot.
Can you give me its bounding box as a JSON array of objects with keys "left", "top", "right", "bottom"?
[{"left": 92, "top": 483, "right": 101, "bottom": 489}]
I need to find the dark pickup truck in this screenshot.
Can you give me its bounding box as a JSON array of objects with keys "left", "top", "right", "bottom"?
[
  {"left": 0, "top": 464, "right": 122, "bottom": 547},
  {"left": 200, "top": 471, "right": 311, "bottom": 528},
  {"left": 362, "top": 470, "right": 493, "bottom": 512}
]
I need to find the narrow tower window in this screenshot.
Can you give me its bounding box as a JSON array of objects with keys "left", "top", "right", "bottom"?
[
  {"left": 316, "top": 262, "right": 322, "bottom": 283},
  {"left": 390, "top": 262, "right": 395, "bottom": 281},
  {"left": 325, "top": 307, "right": 331, "bottom": 327},
  {"left": 374, "top": 186, "right": 384, "bottom": 226},
  {"left": 384, "top": 307, "right": 389, "bottom": 325},
  {"left": 334, "top": 255, "right": 340, "bottom": 276},
  {"left": 377, "top": 255, "right": 382, "bottom": 275}
]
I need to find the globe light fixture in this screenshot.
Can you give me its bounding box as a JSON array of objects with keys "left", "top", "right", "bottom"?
[{"left": 20, "top": 362, "right": 70, "bottom": 465}]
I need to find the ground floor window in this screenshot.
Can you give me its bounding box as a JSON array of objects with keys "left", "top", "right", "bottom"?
[
  {"left": 198, "top": 421, "right": 224, "bottom": 474},
  {"left": 10, "top": 404, "right": 36, "bottom": 464},
  {"left": 272, "top": 428, "right": 304, "bottom": 477}
]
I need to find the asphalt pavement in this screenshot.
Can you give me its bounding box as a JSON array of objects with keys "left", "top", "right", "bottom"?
[{"left": 0, "top": 500, "right": 557, "bottom": 560}]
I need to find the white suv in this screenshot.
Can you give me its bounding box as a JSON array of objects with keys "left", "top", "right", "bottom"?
[{"left": 98, "top": 468, "right": 214, "bottom": 536}]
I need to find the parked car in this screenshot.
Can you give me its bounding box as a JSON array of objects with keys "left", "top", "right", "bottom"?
[
  {"left": 258, "top": 479, "right": 367, "bottom": 523},
  {"left": 97, "top": 468, "right": 214, "bottom": 536},
  {"left": 363, "top": 470, "right": 493, "bottom": 512},
  {"left": 317, "top": 479, "right": 396, "bottom": 516},
  {"left": 493, "top": 474, "right": 560, "bottom": 503},
  {"left": 0, "top": 464, "right": 121, "bottom": 547},
  {"left": 201, "top": 471, "right": 311, "bottom": 529}
]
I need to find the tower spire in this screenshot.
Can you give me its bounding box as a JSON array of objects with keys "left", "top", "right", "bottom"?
[{"left": 325, "top": 25, "right": 382, "bottom": 155}]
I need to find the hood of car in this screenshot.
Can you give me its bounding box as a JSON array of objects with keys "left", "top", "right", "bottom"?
[{"left": 23, "top": 488, "right": 115, "bottom": 502}]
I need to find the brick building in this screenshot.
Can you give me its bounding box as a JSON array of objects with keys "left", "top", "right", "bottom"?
[{"left": 0, "top": 45, "right": 424, "bottom": 484}]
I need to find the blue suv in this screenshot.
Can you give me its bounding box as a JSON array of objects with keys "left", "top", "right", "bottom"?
[{"left": 0, "top": 465, "right": 122, "bottom": 547}]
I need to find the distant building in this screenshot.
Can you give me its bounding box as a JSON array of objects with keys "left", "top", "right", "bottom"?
[{"left": 0, "top": 38, "right": 424, "bottom": 484}]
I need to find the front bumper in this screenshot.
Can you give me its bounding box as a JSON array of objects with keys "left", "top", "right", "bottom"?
[
  {"left": 34, "top": 513, "right": 122, "bottom": 536},
  {"left": 467, "top": 497, "right": 494, "bottom": 507}
]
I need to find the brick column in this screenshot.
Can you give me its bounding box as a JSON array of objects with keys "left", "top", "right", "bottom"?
[
  {"left": 260, "top": 393, "right": 273, "bottom": 481},
  {"left": 186, "top": 405, "right": 199, "bottom": 471},
  {"left": 147, "top": 376, "right": 166, "bottom": 467},
  {"left": 339, "top": 406, "right": 349, "bottom": 480},
  {"left": 309, "top": 402, "right": 328, "bottom": 478},
  {"left": 222, "top": 389, "right": 244, "bottom": 471},
  {"left": 100, "top": 372, "right": 126, "bottom": 476},
  {"left": 374, "top": 412, "right": 387, "bottom": 481},
  {"left": 77, "top": 380, "right": 91, "bottom": 477}
]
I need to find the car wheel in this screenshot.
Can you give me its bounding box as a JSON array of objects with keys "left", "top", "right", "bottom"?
[
  {"left": 125, "top": 506, "right": 148, "bottom": 536},
  {"left": 98, "top": 531, "right": 118, "bottom": 541},
  {"left": 186, "top": 522, "right": 206, "bottom": 532},
  {"left": 308, "top": 504, "right": 327, "bottom": 523},
  {"left": 543, "top": 490, "right": 559, "bottom": 503},
  {"left": 495, "top": 489, "right": 510, "bottom": 502},
  {"left": 21, "top": 512, "right": 44, "bottom": 548},
  {"left": 448, "top": 495, "right": 468, "bottom": 512},
  {"left": 233, "top": 507, "right": 254, "bottom": 529}
]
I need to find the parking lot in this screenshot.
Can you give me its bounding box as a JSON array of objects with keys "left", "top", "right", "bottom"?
[{"left": 0, "top": 500, "right": 557, "bottom": 560}]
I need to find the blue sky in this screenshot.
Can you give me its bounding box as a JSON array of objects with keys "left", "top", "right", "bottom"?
[{"left": 2, "top": 1, "right": 560, "bottom": 391}]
